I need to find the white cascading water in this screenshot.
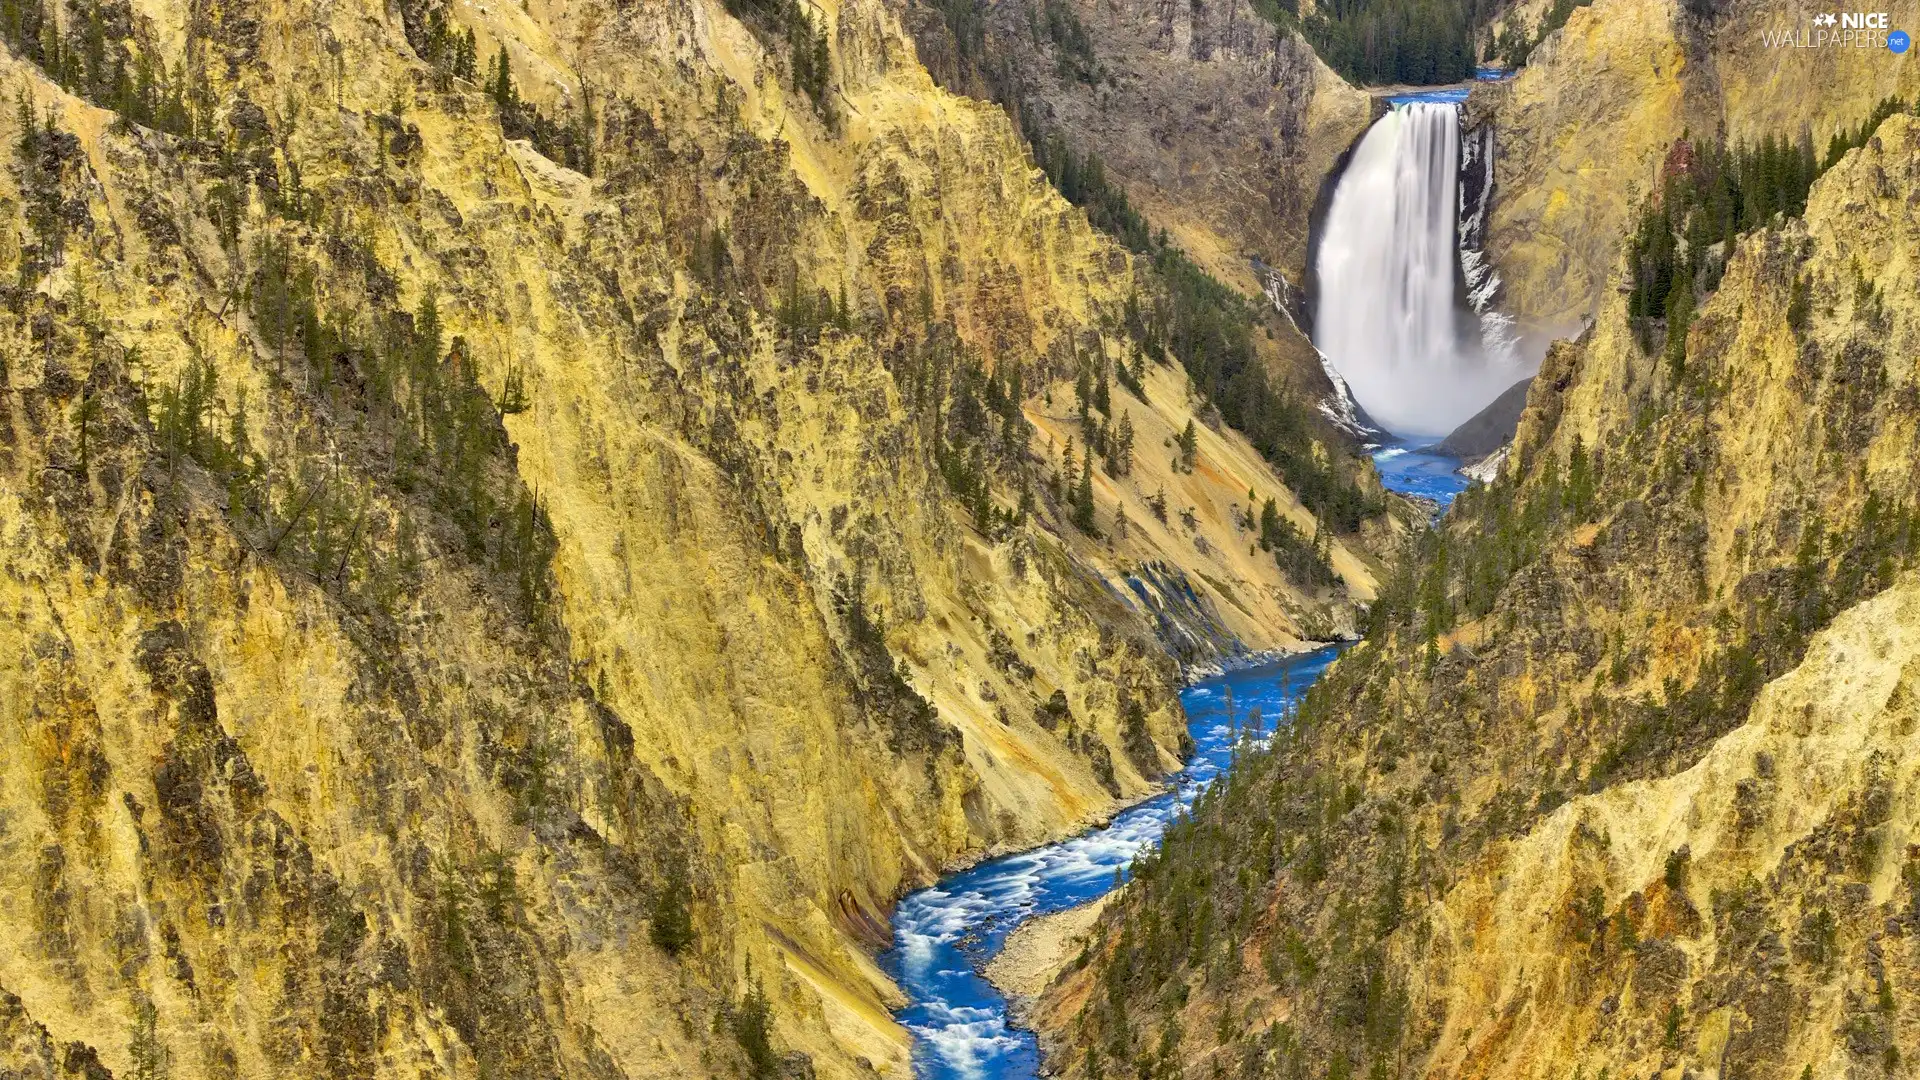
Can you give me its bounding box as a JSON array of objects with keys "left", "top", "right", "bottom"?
[{"left": 1315, "top": 102, "right": 1525, "bottom": 437}]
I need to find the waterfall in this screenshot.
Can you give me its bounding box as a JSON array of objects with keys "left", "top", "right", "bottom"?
[{"left": 1314, "top": 102, "right": 1526, "bottom": 438}]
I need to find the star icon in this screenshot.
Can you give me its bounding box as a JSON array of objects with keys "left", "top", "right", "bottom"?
[{"left": 1814, "top": 12, "right": 1837, "bottom": 25}]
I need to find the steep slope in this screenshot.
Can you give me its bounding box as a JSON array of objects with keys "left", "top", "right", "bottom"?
[
  {"left": 0, "top": 0, "right": 1391, "bottom": 1075},
  {"left": 903, "top": 0, "right": 1373, "bottom": 297},
  {"left": 895, "top": 0, "right": 1392, "bottom": 462},
  {"left": 1038, "top": 109, "right": 1920, "bottom": 1079},
  {"left": 1473, "top": 0, "right": 1920, "bottom": 336},
  {"left": 1428, "top": 375, "right": 1531, "bottom": 465}
]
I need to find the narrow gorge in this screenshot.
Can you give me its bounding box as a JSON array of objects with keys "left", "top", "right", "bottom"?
[
  {"left": 1031, "top": 19, "right": 1920, "bottom": 1080},
  {"left": 879, "top": 80, "right": 1526, "bottom": 1075},
  {"left": 1, "top": 0, "right": 1917, "bottom": 1077}
]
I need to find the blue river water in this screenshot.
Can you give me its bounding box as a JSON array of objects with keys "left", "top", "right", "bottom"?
[
  {"left": 1388, "top": 86, "right": 1470, "bottom": 105},
  {"left": 879, "top": 649, "right": 1343, "bottom": 1078},
  {"left": 878, "top": 447, "right": 1469, "bottom": 1080},
  {"left": 1387, "top": 66, "right": 1513, "bottom": 105},
  {"left": 1372, "top": 438, "right": 1474, "bottom": 510}
]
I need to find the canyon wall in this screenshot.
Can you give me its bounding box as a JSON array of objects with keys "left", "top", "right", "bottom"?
[
  {"left": 900, "top": 0, "right": 1378, "bottom": 407},
  {"left": 905, "top": 0, "right": 1375, "bottom": 293},
  {"left": 0, "top": 0, "right": 1388, "bottom": 1073}
]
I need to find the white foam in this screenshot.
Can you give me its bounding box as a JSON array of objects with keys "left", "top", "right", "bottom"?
[{"left": 1315, "top": 103, "right": 1533, "bottom": 436}]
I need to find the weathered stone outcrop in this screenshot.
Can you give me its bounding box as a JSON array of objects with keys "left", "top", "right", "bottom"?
[{"left": 906, "top": 0, "right": 1373, "bottom": 294}]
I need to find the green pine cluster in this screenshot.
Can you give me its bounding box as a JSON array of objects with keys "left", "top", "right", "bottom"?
[
  {"left": 1127, "top": 249, "right": 1383, "bottom": 532},
  {"left": 1020, "top": 111, "right": 1151, "bottom": 252},
  {"left": 1068, "top": 408, "right": 1920, "bottom": 1080},
  {"left": 920, "top": 0, "right": 1386, "bottom": 540},
  {"left": 775, "top": 268, "right": 854, "bottom": 343},
  {"left": 1368, "top": 433, "right": 1603, "bottom": 643},
  {"left": 398, "top": 0, "right": 479, "bottom": 88},
  {"left": 721, "top": 0, "right": 837, "bottom": 127},
  {"left": 891, "top": 319, "right": 1037, "bottom": 538},
  {"left": 11, "top": 88, "right": 81, "bottom": 296},
  {"left": 1075, "top": 350, "right": 1139, "bottom": 480},
  {"left": 149, "top": 225, "right": 560, "bottom": 625},
  {"left": 1490, "top": 0, "right": 1592, "bottom": 69},
  {"left": 932, "top": 0, "right": 1095, "bottom": 85},
  {"left": 1256, "top": 497, "right": 1336, "bottom": 590},
  {"left": 1036, "top": 0, "right": 1099, "bottom": 84},
  {"left": 1297, "top": 0, "right": 1486, "bottom": 87},
  {"left": 1626, "top": 99, "right": 1911, "bottom": 370},
  {"left": 485, "top": 46, "right": 598, "bottom": 176},
  {"left": 0, "top": 0, "right": 195, "bottom": 136},
  {"left": 731, "top": 970, "right": 781, "bottom": 1079}
]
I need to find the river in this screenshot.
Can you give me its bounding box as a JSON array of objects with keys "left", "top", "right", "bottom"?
[
  {"left": 1371, "top": 439, "right": 1474, "bottom": 510},
  {"left": 879, "top": 455, "right": 1469, "bottom": 1079}
]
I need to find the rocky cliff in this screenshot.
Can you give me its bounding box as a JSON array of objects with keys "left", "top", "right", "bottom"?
[
  {"left": 905, "top": 0, "right": 1374, "bottom": 296},
  {"left": 1473, "top": 0, "right": 1920, "bottom": 337},
  {"left": 1039, "top": 107, "right": 1920, "bottom": 1079},
  {"left": 0, "top": 0, "right": 1390, "bottom": 1074},
  {"left": 895, "top": 0, "right": 1382, "bottom": 442}
]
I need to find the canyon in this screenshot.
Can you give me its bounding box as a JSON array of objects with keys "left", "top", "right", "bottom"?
[{"left": 0, "top": 0, "right": 1916, "bottom": 1075}]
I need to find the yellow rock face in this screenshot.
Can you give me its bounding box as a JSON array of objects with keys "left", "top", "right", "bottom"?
[
  {"left": 1476, "top": 0, "right": 1920, "bottom": 337},
  {"left": 1426, "top": 116, "right": 1920, "bottom": 1073},
  {"left": 0, "top": 0, "right": 1378, "bottom": 1073},
  {"left": 1418, "top": 572, "right": 1920, "bottom": 1078}
]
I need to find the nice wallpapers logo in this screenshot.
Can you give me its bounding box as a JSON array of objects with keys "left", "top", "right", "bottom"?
[{"left": 1762, "top": 10, "right": 1911, "bottom": 50}]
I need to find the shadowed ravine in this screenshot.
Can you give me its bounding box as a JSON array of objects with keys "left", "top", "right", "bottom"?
[{"left": 882, "top": 464, "right": 1470, "bottom": 1079}]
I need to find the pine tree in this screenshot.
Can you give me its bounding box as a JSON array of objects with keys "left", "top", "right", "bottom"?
[
  {"left": 1177, "top": 419, "right": 1198, "bottom": 472},
  {"left": 1072, "top": 455, "right": 1097, "bottom": 535},
  {"left": 74, "top": 392, "right": 98, "bottom": 478},
  {"left": 1000, "top": 363, "right": 1027, "bottom": 459},
  {"left": 1258, "top": 497, "right": 1281, "bottom": 549},
  {"left": 733, "top": 968, "right": 779, "bottom": 1080},
  {"left": 649, "top": 858, "right": 695, "bottom": 957},
  {"left": 129, "top": 998, "right": 167, "bottom": 1080},
  {"left": 489, "top": 45, "right": 516, "bottom": 110},
  {"left": 1567, "top": 435, "right": 1595, "bottom": 517},
  {"left": 1664, "top": 273, "right": 1693, "bottom": 383},
  {"left": 1114, "top": 410, "right": 1134, "bottom": 477},
  {"left": 497, "top": 361, "right": 530, "bottom": 415},
  {"left": 80, "top": 4, "right": 105, "bottom": 98},
  {"left": 708, "top": 226, "right": 728, "bottom": 285}
]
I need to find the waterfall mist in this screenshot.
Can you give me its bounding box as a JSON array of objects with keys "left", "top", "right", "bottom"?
[{"left": 1314, "top": 103, "right": 1529, "bottom": 438}]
